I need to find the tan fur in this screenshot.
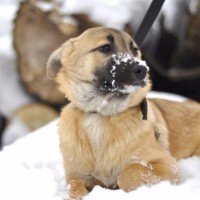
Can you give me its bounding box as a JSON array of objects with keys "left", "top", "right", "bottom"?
[{"left": 47, "top": 27, "right": 200, "bottom": 199}]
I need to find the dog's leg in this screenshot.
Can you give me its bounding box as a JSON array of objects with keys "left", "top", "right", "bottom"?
[
  {"left": 118, "top": 159, "right": 181, "bottom": 192},
  {"left": 68, "top": 179, "right": 88, "bottom": 200}
]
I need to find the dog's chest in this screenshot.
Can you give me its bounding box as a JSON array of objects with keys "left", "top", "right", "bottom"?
[
  {"left": 83, "top": 114, "right": 120, "bottom": 185},
  {"left": 83, "top": 114, "right": 105, "bottom": 149},
  {"left": 82, "top": 113, "right": 141, "bottom": 186}
]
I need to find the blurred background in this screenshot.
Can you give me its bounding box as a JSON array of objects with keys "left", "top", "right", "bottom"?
[{"left": 0, "top": 0, "right": 200, "bottom": 148}]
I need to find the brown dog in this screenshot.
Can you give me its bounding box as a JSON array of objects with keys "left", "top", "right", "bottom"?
[{"left": 47, "top": 27, "right": 200, "bottom": 199}]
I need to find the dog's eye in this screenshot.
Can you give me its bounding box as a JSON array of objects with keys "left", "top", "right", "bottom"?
[
  {"left": 132, "top": 47, "right": 139, "bottom": 56},
  {"left": 99, "top": 44, "right": 112, "bottom": 53}
]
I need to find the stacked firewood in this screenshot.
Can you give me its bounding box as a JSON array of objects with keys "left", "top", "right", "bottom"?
[
  {"left": 2, "top": 0, "right": 101, "bottom": 146},
  {"left": 13, "top": 0, "right": 100, "bottom": 105}
]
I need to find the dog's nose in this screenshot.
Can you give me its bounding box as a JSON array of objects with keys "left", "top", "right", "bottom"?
[{"left": 133, "top": 64, "right": 148, "bottom": 80}]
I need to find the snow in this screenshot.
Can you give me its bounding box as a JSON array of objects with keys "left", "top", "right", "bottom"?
[
  {"left": 0, "top": 115, "right": 200, "bottom": 200},
  {"left": 0, "top": 0, "right": 200, "bottom": 199},
  {"left": 1, "top": 117, "right": 30, "bottom": 146},
  {"left": 147, "top": 91, "right": 188, "bottom": 102},
  {"left": 0, "top": 119, "right": 68, "bottom": 200},
  {"left": 112, "top": 53, "right": 149, "bottom": 71},
  {"left": 112, "top": 52, "right": 133, "bottom": 64},
  {"left": 60, "top": 0, "right": 143, "bottom": 30}
]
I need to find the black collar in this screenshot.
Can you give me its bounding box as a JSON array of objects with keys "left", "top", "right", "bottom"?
[{"left": 140, "top": 98, "right": 148, "bottom": 120}]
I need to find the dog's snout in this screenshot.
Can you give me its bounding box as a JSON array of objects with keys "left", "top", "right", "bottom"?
[
  {"left": 133, "top": 64, "right": 148, "bottom": 80},
  {"left": 95, "top": 53, "right": 149, "bottom": 94}
]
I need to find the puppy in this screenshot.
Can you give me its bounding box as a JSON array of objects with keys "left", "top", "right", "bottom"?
[{"left": 47, "top": 27, "right": 200, "bottom": 199}]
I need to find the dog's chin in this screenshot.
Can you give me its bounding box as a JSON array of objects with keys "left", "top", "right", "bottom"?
[
  {"left": 98, "top": 80, "right": 147, "bottom": 98},
  {"left": 72, "top": 80, "right": 149, "bottom": 116}
]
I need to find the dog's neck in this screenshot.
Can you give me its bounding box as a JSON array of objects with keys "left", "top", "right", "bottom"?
[{"left": 88, "top": 98, "right": 148, "bottom": 120}]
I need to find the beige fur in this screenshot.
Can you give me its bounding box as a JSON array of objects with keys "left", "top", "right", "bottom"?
[{"left": 47, "top": 27, "right": 200, "bottom": 199}]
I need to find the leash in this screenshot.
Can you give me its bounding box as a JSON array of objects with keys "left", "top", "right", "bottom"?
[
  {"left": 134, "top": 0, "right": 165, "bottom": 120},
  {"left": 134, "top": 0, "right": 165, "bottom": 46}
]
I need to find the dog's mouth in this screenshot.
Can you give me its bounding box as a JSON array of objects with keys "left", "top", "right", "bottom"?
[{"left": 95, "top": 53, "right": 149, "bottom": 96}]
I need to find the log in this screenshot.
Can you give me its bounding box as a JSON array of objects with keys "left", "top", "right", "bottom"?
[
  {"left": 186, "top": 0, "right": 200, "bottom": 57},
  {"left": 1, "top": 103, "right": 59, "bottom": 146},
  {"left": 14, "top": 1, "right": 67, "bottom": 104},
  {"left": 13, "top": 1, "right": 100, "bottom": 105},
  {"left": 168, "top": 0, "right": 200, "bottom": 80},
  {"left": 13, "top": 103, "right": 59, "bottom": 131}
]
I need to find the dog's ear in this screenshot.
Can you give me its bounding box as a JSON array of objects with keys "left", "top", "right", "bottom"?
[
  {"left": 46, "top": 48, "right": 62, "bottom": 80},
  {"left": 47, "top": 40, "right": 75, "bottom": 79}
]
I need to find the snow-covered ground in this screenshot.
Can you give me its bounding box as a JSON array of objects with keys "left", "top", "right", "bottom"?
[
  {"left": 0, "top": 111, "right": 200, "bottom": 200},
  {"left": 0, "top": 0, "right": 200, "bottom": 200}
]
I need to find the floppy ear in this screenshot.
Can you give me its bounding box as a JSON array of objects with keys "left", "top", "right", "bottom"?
[
  {"left": 47, "top": 40, "right": 75, "bottom": 79},
  {"left": 46, "top": 48, "right": 62, "bottom": 80}
]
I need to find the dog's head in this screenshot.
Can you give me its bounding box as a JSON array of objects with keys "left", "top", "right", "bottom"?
[{"left": 47, "top": 27, "right": 151, "bottom": 116}]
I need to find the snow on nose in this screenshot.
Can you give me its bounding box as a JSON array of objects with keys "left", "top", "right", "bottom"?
[
  {"left": 110, "top": 53, "right": 149, "bottom": 86},
  {"left": 111, "top": 52, "right": 149, "bottom": 72}
]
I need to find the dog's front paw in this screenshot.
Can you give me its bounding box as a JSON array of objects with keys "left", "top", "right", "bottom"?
[
  {"left": 68, "top": 179, "right": 88, "bottom": 200},
  {"left": 118, "top": 161, "right": 158, "bottom": 192},
  {"left": 118, "top": 160, "right": 181, "bottom": 192}
]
